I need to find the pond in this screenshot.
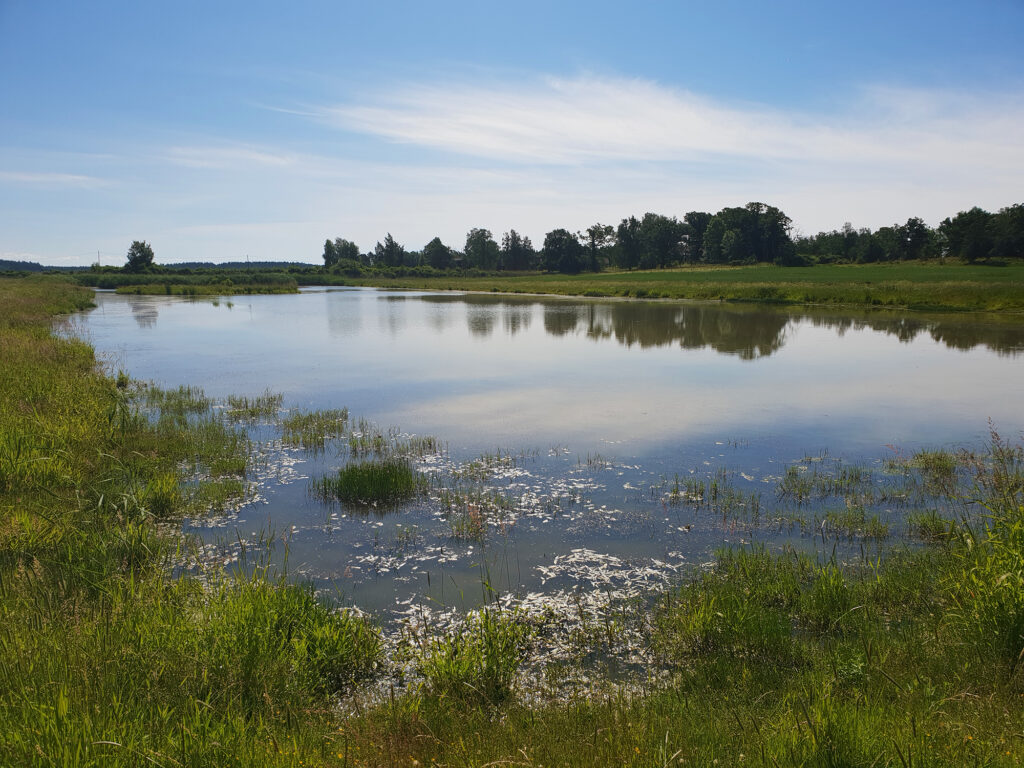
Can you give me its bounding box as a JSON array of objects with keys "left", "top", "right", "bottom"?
[{"left": 76, "top": 287, "right": 1024, "bottom": 640}]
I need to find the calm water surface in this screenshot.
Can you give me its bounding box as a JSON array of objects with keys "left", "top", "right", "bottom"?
[{"left": 76, "top": 288, "right": 1024, "bottom": 622}]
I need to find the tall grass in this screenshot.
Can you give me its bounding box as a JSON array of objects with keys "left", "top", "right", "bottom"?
[
  {"left": 947, "top": 429, "right": 1024, "bottom": 675},
  {"left": 416, "top": 607, "right": 530, "bottom": 705}
]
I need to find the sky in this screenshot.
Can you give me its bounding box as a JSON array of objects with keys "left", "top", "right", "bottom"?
[{"left": 2, "top": 1, "right": 1023, "bottom": 266}]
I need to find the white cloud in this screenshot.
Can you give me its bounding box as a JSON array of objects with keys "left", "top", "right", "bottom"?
[{"left": 324, "top": 74, "right": 1024, "bottom": 176}]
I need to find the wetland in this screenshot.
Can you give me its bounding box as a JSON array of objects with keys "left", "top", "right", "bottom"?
[
  {"left": 5, "top": 278, "right": 1024, "bottom": 767},
  {"left": 79, "top": 289, "right": 1024, "bottom": 633}
]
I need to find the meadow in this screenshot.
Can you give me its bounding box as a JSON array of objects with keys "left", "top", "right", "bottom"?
[
  {"left": 338, "top": 261, "right": 1024, "bottom": 314},
  {"left": 1, "top": 274, "right": 1022, "bottom": 767}
]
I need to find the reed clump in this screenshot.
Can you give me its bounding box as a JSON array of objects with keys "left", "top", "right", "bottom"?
[
  {"left": 280, "top": 407, "right": 349, "bottom": 450},
  {"left": 314, "top": 458, "right": 428, "bottom": 506}
]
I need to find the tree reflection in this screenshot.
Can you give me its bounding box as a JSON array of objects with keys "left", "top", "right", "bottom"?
[
  {"left": 127, "top": 296, "right": 158, "bottom": 329},
  {"left": 418, "top": 294, "right": 1024, "bottom": 358}
]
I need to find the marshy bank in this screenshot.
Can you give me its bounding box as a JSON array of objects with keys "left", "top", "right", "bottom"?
[{"left": 2, "top": 276, "right": 1023, "bottom": 767}]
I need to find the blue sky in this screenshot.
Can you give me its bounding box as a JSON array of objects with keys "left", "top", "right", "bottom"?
[{"left": 2, "top": 1, "right": 1023, "bottom": 266}]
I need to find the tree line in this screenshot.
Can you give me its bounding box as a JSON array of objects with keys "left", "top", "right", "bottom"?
[
  {"left": 322, "top": 202, "right": 798, "bottom": 274},
  {"left": 321, "top": 201, "right": 1023, "bottom": 274},
  {"left": 795, "top": 204, "right": 1024, "bottom": 264}
]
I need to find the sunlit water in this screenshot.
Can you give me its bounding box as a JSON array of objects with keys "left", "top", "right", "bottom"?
[{"left": 76, "top": 287, "right": 1024, "bottom": 632}]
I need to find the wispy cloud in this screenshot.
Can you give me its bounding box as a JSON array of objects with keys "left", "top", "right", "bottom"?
[
  {"left": 0, "top": 170, "right": 107, "bottom": 188},
  {"left": 324, "top": 74, "right": 1024, "bottom": 176}
]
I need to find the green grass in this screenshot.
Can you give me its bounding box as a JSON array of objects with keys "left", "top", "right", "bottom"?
[
  {"left": 338, "top": 260, "right": 1024, "bottom": 313},
  {"left": 0, "top": 277, "right": 381, "bottom": 767},
  {"left": 280, "top": 407, "right": 349, "bottom": 451},
  {"left": 416, "top": 607, "right": 531, "bottom": 706},
  {"left": 313, "top": 458, "right": 428, "bottom": 507}
]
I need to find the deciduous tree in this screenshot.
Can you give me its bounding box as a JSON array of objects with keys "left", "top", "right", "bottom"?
[{"left": 125, "top": 240, "right": 155, "bottom": 272}]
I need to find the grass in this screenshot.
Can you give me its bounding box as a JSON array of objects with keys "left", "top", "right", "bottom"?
[
  {"left": 280, "top": 407, "right": 349, "bottom": 451},
  {"left": 225, "top": 390, "right": 284, "bottom": 421},
  {"left": 313, "top": 458, "right": 428, "bottom": 507},
  {"left": 336, "top": 260, "right": 1024, "bottom": 313},
  {"left": 416, "top": 607, "right": 531, "bottom": 706},
  {"left": 3, "top": 274, "right": 1024, "bottom": 767},
  {"left": 0, "top": 277, "right": 381, "bottom": 767}
]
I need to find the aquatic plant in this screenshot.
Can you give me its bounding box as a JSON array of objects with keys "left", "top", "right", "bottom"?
[
  {"left": 280, "top": 407, "right": 349, "bottom": 450},
  {"left": 314, "top": 458, "right": 428, "bottom": 506},
  {"left": 225, "top": 390, "right": 283, "bottom": 421}
]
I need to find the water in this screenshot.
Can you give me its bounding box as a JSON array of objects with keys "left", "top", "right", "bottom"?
[{"left": 76, "top": 287, "right": 1024, "bottom": 630}]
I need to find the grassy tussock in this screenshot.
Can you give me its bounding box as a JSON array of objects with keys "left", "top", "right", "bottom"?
[
  {"left": 416, "top": 608, "right": 530, "bottom": 705},
  {"left": 314, "top": 458, "right": 428, "bottom": 506}
]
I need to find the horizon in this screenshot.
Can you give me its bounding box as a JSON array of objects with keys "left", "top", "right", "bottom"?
[{"left": 3, "top": 1, "right": 1023, "bottom": 267}]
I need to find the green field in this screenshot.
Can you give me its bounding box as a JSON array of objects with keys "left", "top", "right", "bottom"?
[
  {"left": 338, "top": 261, "right": 1024, "bottom": 313},
  {"left": 2, "top": 275, "right": 1023, "bottom": 767}
]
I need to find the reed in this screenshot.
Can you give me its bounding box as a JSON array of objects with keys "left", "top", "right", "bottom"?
[
  {"left": 280, "top": 407, "right": 349, "bottom": 451},
  {"left": 313, "top": 458, "right": 428, "bottom": 506}
]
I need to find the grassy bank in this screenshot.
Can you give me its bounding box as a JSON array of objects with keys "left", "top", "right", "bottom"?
[
  {"left": 0, "top": 277, "right": 378, "bottom": 767},
  {"left": 336, "top": 261, "right": 1024, "bottom": 313},
  {"left": 2, "top": 275, "right": 1022, "bottom": 766},
  {"left": 77, "top": 270, "right": 299, "bottom": 295}
]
